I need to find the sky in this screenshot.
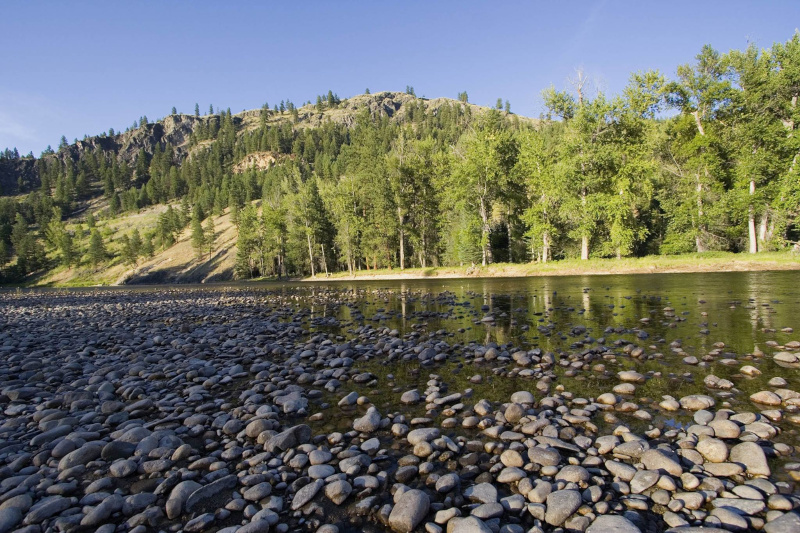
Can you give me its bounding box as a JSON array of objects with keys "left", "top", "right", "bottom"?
[{"left": 2, "top": 0, "right": 799, "bottom": 156}]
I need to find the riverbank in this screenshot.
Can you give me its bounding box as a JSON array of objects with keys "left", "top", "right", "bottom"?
[
  {"left": 300, "top": 252, "right": 800, "bottom": 282},
  {"left": 14, "top": 251, "right": 800, "bottom": 288},
  {"left": 1, "top": 284, "right": 799, "bottom": 533}
]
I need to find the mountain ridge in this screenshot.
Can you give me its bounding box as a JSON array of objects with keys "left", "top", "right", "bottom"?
[{"left": 1, "top": 91, "right": 527, "bottom": 197}]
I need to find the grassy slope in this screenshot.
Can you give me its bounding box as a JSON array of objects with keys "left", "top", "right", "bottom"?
[
  {"left": 31, "top": 243, "right": 800, "bottom": 287},
  {"left": 32, "top": 206, "right": 239, "bottom": 287}
]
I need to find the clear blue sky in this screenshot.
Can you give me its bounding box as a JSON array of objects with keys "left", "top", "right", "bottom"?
[{"left": 2, "top": 0, "right": 798, "bottom": 155}]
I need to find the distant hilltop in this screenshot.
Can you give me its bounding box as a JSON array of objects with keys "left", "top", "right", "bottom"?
[{"left": 0, "top": 91, "right": 531, "bottom": 196}]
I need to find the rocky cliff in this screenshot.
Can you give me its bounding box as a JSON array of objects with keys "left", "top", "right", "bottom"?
[
  {"left": 0, "top": 157, "right": 39, "bottom": 195},
  {"left": 1, "top": 92, "right": 529, "bottom": 196}
]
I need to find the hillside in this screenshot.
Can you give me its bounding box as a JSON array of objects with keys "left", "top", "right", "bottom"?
[
  {"left": 32, "top": 205, "right": 241, "bottom": 286},
  {"left": 2, "top": 35, "right": 800, "bottom": 287},
  {"left": 1, "top": 92, "right": 521, "bottom": 197},
  {"left": 1, "top": 90, "right": 530, "bottom": 286}
]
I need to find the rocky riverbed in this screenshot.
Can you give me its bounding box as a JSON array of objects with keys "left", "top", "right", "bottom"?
[{"left": 0, "top": 285, "right": 799, "bottom": 533}]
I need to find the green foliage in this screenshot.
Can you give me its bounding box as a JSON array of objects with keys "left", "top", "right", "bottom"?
[
  {"left": 0, "top": 240, "right": 8, "bottom": 269},
  {"left": 4, "top": 35, "right": 800, "bottom": 284},
  {"left": 191, "top": 205, "right": 206, "bottom": 257},
  {"left": 204, "top": 217, "right": 216, "bottom": 256},
  {"left": 88, "top": 229, "right": 107, "bottom": 267}
]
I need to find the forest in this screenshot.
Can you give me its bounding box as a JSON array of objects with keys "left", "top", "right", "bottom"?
[{"left": 0, "top": 35, "right": 799, "bottom": 282}]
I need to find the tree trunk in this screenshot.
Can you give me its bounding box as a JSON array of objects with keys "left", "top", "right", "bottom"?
[
  {"left": 580, "top": 188, "right": 589, "bottom": 260},
  {"left": 506, "top": 210, "right": 513, "bottom": 263},
  {"left": 542, "top": 231, "right": 550, "bottom": 264},
  {"left": 399, "top": 226, "right": 405, "bottom": 270},
  {"left": 306, "top": 232, "right": 315, "bottom": 277},
  {"left": 692, "top": 110, "right": 706, "bottom": 136},
  {"left": 767, "top": 217, "right": 776, "bottom": 247},
  {"left": 748, "top": 180, "right": 757, "bottom": 254},
  {"left": 758, "top": 211, "right": 769, "bottom": 251},
  {"left": 479, "top": 196, "right": 492, "bottom": 266},
  {"left": 321, "top": 244, "right": 329, "bottom": 276},
  {"left": 696, "top": 175, "right": 706, "bottom": 253},
  {"left": 279, "top": 239, "right": 286, "bottom": 279},
  {"left": 397, "top": 206, "right": 405, "bottom": 270},
  {"left": 420, "top": 232, "right": 427, "bottom": 268}
]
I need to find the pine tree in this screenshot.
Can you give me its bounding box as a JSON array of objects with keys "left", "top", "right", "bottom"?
[
  {"left": 191, "top": 211, "right": 206, "bottom": 257},
  {"left": 120, "top": 235, "right": 136, "bottom": 266},
  {"left": 235, "top": 204, "right": 258, "bottom": 278},
  {"left": 195, "top": 103, "right": 200, "bottom": 117},
  {"left": 0, "top": 240, "right": 7, "bottom": 270},
  {"left": 130, "top": 229, "right": 143, "bottom": 256},
  {"left": 141, "top": 233, "right": 155, "bottom": 257},
  {"left": 204, "top": 217, "right": 216, "bottom": 256},
  {"left": 171, "top": 106, "right": 177, "bottom": 115},
  {"left": 88, "top": 229, "right": 106, "bottom": 267}
]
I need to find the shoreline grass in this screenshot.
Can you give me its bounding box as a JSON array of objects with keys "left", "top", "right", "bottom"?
[
  {"left": 298, "top": 251, "right": 800, "bottom": 282},
  {"left": 8, "top": 250, "right": 799, "bottom": 288}
]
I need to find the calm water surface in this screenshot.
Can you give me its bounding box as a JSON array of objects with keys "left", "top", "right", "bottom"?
[{"left": 272, "top": 271, "right": 800, "bottom": 454}]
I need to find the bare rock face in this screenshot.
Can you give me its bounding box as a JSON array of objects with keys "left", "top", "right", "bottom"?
[{"left": 0, "top": 157, "right": 39, "bottom": 194}]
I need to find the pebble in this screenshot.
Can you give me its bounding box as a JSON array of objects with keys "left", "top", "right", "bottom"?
[
  {"left": 586, "top": 515, "right": 642, "bottom": 532},
  {"left": 388, "top": 489, "right": 430, "bottom": 532},
  {"left": 545, "top": 490, "right": 582, "bottom": 526},
  {"left": 353, "top": 407, "right": 382, "bottom": 433},
  {"left": 0, "top": 288, "right": 797, "bottom": 533}
]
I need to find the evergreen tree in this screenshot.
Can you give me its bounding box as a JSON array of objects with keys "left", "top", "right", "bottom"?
[
  {"left": 11, "top": 214, "right": 45, "bottom": 275},
  {"left": 120, "top": 234, "right": 137, "bottom": 266},
  {"left": 141, "top": 232, "right": 155, "bottom": 257},
  {"left": 235, "top": 204, "right": 259, "bottom": 278},
  {"left": 88, "top": 229, "right": 107, "bottom": 267},
  {"left": 130, "top": 229, "right": 143, "bottom": 256},
  {"left": 204, "top": 217, "right": 216, "bottom": 256},
  {"left": 191, "top": 207, "right": 206, "bottom": 257},
  {"left": 0, "top": 240, "right": 8, "bottom": 270}
]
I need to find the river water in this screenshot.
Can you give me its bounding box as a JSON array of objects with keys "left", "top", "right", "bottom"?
[
  {"left": 265, "top": 271, "right": 800, "bottom": 460},
  {"left": 18, "top": 270, "right": 800, "bottom": 478}
]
